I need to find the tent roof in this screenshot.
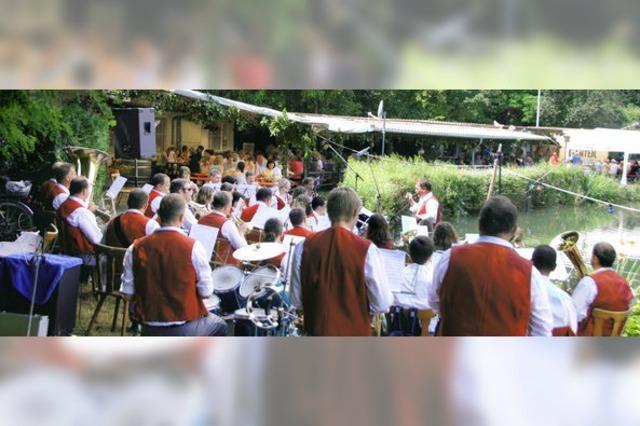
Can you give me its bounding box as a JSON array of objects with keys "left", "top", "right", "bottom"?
[
  {"left": 557, "top": 128, "right": 640, "bottom": 154},
  {"left": 173, "top": 89, "right": 552, "bottom": 142}
]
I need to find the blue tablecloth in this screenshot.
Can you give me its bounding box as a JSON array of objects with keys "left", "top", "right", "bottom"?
[{"left": 0, "top": 253, "right": 83, "bottom": 304}]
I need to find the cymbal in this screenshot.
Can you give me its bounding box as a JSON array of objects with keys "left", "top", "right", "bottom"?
[{"left": 233, "top": 242, "right": 285, "bottom": 262}]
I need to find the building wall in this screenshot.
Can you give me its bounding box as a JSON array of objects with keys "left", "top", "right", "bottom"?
[{"left": 154, "top": 113, "right": 234, "bottom": 154}]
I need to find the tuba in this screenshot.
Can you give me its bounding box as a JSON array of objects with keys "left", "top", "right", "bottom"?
[
  {"left": 64, "top": 146, "right": 113, "bottom": 222},
  {"left": 555, "top": 230, "right": 590, "bottom": 278}
]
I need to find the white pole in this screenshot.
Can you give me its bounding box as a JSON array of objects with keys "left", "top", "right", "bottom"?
[
  {"left": 536, "top": 89, "right": 541, "bottom": 127},
  {"left": 621, "top": 151, "right": 630, "bottom": 186}
]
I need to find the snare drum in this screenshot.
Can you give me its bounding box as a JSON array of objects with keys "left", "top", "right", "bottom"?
[
  {"left": 212, "top": 265, "right": 245, "bottom": 314},
  {"left": 239, "top": 265, "right": 282, "bottom": 309}
]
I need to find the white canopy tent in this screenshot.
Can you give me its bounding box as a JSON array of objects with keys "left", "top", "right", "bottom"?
[
  {"left": 173, "top": 89, "right": 551, "bottom": 142},
  {"left": 556, "top": 128, "right": 640, "bottom": 185}
]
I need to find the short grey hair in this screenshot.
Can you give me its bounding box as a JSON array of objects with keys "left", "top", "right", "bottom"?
[
  {"left": 158, "top": 194, "right": 186, "bottom": 223},
  {"left": 212, "top": 191, "right": 232, "bottom": 210}
]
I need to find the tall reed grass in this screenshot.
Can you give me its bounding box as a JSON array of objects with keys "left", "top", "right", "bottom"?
[{"left": 342, "top": 155, "right": 640, "bottom": 218}]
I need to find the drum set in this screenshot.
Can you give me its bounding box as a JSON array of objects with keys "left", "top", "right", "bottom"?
[{"left": 204, "top": 242, "right": 300, "bottom": 336}]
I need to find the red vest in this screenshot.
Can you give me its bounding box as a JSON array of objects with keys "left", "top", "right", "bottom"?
[
  {"left": 301, "top": 227, "right": 372, "bottom": 336},
  {"left": 577, "top": 270, "right": 634, "bottom": 336},
  {"left": 241, "top": 204, "right": 260, "bottom": 222},
  {"left": 438, "top": 243, "right": 532, "bottom": 336},
  {"left": 57, "top": 198, "right": 95, "bottom": 256},
  {"left": 284, "top": 226, "right": 313, "bottom": 238},
  {"left": 104, "top": 211, "right": 151, "bottom": 248},
  {"left": 417, "top": 194, "right": 442, "bottom": 224},
  {"left": 50, "top": 184, "right": 68, "bottom": 209},
  {"left": 275, "top": 195, "right": 287, "bottom": 210},
  {"left": 552, "top": 326, "right": 575, "bottom": 336},
  {"left": 198, "top": 212, "right": 239, "bottom": 266},
  {"left": 132, "top": 231, "right": 207, "bottom": 322},
  {"left": 144, "top": 190, "right": 164, "bottom": 218}
]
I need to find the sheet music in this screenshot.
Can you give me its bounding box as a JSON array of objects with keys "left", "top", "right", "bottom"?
[
  {"left": 141, "top": 183, "right": 153, "bottom": 194},
  {"left": 249, "top": 205, "right": 279, "bottom": 230},
  {"left": 282, "top": 234, "right": 305, "bottom": 284},
  {"left": 401, "top": 215, "right": 418, "bottom": 234},
  {"left": 416, "top": 225, "right": 430, "bottom": 237},
  {"left": 236, "top": 184, "right": 257, "bottom": 199},
  {"left": 105, "top": 176, "right": 127, "bottom": 199},
  {"left": 379, "top": 248, "right": 407, "bottom": 293},
  {"left": 277, "top": 205, "right": 291, "bottom": 226},
  {"left": 188, "top": 224, "right": 219, "bottom": 260},
  {"left": 360, "top": 206, "right": 374, "bottom": 217}
]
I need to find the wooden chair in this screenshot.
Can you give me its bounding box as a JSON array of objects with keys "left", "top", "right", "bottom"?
[
  {"left": 86, "top": 243, "right": 129, "bottom": 336},
  {"left": 591, "top": 308, "right": 632, "bottom": 336},
  {"left": 417, "top": 309, "right": 436, "bottom": 336},
  {"left": 43, "top": 223, "right": 58, "bottom": 253}
]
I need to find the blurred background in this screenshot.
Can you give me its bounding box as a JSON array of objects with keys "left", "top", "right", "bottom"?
[{"left": 1, "top": 0, "right": 640, "bottom": 88}]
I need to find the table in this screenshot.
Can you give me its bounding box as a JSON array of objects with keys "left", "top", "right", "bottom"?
[{"left": 0, "top": 253, "right": 83, "bottom": 335}]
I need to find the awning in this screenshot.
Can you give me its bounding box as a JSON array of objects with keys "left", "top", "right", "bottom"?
[{"left": 172, "top": 89, "right": 551, "bottom": 142}]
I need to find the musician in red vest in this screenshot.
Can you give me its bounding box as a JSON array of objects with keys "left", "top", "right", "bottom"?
[
  {"left": 241, "top": 187, "right": 273, "bottom": 222},
  {"left": 51, "top": 162, "right": 76, "bottom": 210},
  {"left": 531, "top": 245, "right": 577, "bottom": 336},
  {"left": 39, "top": 161, "right": 63, "bottom": 208},
  {"left": 120, "top": 194, "right": 228, "bottom": 336},
  {"left": 405, "top": 179, "right": 440, "bottom": 228},
  {"left": 144, "top": 173, "right": 170, "bottom": 218},
  {"left": 103, "top": 189, "right": 160, "bottom": 248},
  {"left": 57, "top": 176, "right": 103, "bottom": 261},
  {"left": 572, "top": 242, "right": 635, "bottom": 336},
  {"left": 273, "top": 178, "right": 291, "bottom": 210},
  {"left": 290, "top": 186, "right": 393, "bottom": 336},
  {"left": 283, "top": 208, "right": 313, "bottom": 238},
  {"left": 430, "top": 195, "right": 553, "bottom": 336},
  {"left": 198, "top": 191, "right": 248, "bottom": 264}
]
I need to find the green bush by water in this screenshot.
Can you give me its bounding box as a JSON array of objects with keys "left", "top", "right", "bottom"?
[{"left": 342, "top": 155, "right": 640, "bottom": 219}]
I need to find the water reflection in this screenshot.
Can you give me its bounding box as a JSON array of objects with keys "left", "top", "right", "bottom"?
[{"left": 454, "top": 204, "right": 640, "bottom": 257}]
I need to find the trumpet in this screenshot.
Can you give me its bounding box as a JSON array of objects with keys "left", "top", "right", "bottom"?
[{"left": 231, "top": 210, "right": 252, "bottom": 234}]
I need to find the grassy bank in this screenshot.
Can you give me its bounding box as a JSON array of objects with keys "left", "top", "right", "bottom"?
[{"left": 342, "top": 155, "right": 640, "bottom": 218}]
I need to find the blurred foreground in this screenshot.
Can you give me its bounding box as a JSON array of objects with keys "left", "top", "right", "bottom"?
[{"left": 0, "top": 339, "right": 639, "bottom": 425}]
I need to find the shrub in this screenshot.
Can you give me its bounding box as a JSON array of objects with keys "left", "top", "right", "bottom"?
[{"left": 342, "top": 155, "right": 640, "bottom": 219}]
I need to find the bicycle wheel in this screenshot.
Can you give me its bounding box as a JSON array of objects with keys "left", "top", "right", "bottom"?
[{"left": 0, "top": 200, "right": 34, "bottom": 241}]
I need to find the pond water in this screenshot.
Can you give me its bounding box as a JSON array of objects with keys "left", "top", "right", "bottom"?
[{"left": 451, "top": 203, "right": 640, "bottom": 258}]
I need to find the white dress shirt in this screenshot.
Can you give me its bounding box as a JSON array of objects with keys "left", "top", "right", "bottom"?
[
  {"left": 541, "top": 274, "right": 578, "bottom": 334},
  {"left": 571, "top": 267, "right": 632, "bottom": 323},
  {"left": 430, "top": 235, "right": 553, "bottom": 336},
  {"left": 120, "top": 227, "right": 214, "bottom": 326},
  {"left": 410, "top": 192, "right": 439, "bottom": 222},
  {"left": 202, "top": 182, "right": 221, "bottom": 192},
  {"left": 393, "top": 262, "right": 434, "bottom": 310},
  {"left": 289, "top": 226, "right": 394, "bottom": 314},
  {"left": 52, "top": 184, "right": 70, "bottom": 210},
  {"left": 63, "top": 196, "right": 103, "bottom": 245},
  {"left": 149, "top": 190, "right": 164, "bottom": 215},
  {"left": 210, "top": 210, "right": 248, "bottom": 249}
]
